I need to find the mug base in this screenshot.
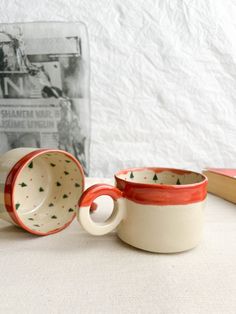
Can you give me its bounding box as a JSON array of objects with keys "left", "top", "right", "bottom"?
[{"left": 117, "top": 234, "right": 201, "bottom": 254}]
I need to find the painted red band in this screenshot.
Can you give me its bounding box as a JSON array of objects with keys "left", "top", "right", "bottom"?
[
  {"left": 115, "top": 167, "right": 208, "bottom": 205},
  {"left": 79, "top": 184, "right": 123, "bottom": 207},
  {"left": 4, "top": 149, "right": 84, "bottom": 236}
]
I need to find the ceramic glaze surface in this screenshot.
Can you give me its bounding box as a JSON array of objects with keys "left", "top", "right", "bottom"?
[
  {"left": 117, "top": 199, "right": 205, "bottom": 253},
  {"left": 14, "top": 152, "right": 83, "bottom": 234}
]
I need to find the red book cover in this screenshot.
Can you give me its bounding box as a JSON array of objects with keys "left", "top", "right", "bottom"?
[{"left": 205, "top": 168, "right": 236, "bottom": 178}]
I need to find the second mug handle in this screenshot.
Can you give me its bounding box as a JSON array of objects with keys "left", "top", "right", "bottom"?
[{"left": 77, "top": 184, "right": 125, "bottom": 235}]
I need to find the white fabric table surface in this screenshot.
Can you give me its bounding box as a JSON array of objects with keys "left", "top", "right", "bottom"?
[{"left": 0, "top": 178, "right": 236, "bottom": 314}]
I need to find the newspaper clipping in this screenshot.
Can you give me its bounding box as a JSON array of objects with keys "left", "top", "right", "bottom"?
[{"left": 0, "top": 22, "right": 90, "bottom": 174}]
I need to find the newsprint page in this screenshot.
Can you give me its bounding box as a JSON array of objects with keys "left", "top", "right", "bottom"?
[{"left": 0, "top": 22, "right": 90, "bottom": 174}]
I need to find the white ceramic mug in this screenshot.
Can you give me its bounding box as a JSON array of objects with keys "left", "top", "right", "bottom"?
[
  {"left": 0, "top": 148, "right": 84, "bottom": 235},
  {"left": 78, "top": 167, "right": 208, "bottom": 253}
]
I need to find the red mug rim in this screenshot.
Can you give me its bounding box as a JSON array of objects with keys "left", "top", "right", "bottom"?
[
  {"left": 4, "top": 149, "right": 84, "bottom": 236},
  {"left": 114, "top": 167, "right": 208, "bottom": 205}
]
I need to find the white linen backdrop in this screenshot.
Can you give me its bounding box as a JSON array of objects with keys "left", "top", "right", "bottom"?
[{"left": 1, "top": 0, "right": 236, "bottom": 177}]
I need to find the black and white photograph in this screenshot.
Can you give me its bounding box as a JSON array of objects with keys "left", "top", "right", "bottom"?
[{"left": 0, "top": 22, "right": 90, "bottom": 174}]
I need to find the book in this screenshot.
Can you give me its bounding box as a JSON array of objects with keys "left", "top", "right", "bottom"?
[{"left": 203, "top": 168, "right": 236, "bottom": 203}]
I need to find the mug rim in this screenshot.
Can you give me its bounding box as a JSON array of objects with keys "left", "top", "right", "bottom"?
[
  {"left": 114, "top": 167, "right": 208, "bottom": 205},
  {"left": 115, "top": 167, "right": 208, "bottom": 189},
  {"left": 4, "top": 148, "right": 84, "bottom": 236}
]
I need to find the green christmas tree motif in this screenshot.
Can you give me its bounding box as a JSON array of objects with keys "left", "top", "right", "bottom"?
[
  {"left": 64, "top": 171, "right": 69, "bottom": 175},
  {"left": 51, "top": 215, "right": 57, "bottom": 219},
  {"left": 130, "top": 172, "right": 134, "bottom": 179},
  {"left": 28, "top": 161, "right": 33, "bottom": 169},
  {"left": 19, "top": 182, "right": 27, "bottom": 187},
  {"left": 28, "top": 218, "right": 34, "bottom": 221},
  {"left": 75, "top": 183, "right": 80, "bottom": 187},
  {"left": 46, "top": 153, "right": 51, "bottom": 156},
  {"left": 68, "top": 208, "right": 74, "bottom": 212},
  {"left": 50, "top": 163, "right": 56, "bottom": 167},
  {"left": 56, "top": 181, "right": 61, "bottom": 186},
  {"left": 63, "top": 194, "right": 68, "bottom": 199},
  {"left": 49, "top": 203, "right": 54, "bottom": 207},
  {"left": 15, "top": 203, "right": 20, "bottom": 210},
  {"left": 153, "top": 174, "right": 158, "bottom": 182},
  {"left": 39, "top": 187, "right": 44, "bottom": 192},
  {"left": 65, "top": 160, "right": 71, "bottom": 163},
  {"left": 176, "top": 179, "right": 181, "bottom": 185}
]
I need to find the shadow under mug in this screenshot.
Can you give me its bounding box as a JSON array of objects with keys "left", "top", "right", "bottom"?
[
  {"left": 78, "top": 167, "right": 208, "bottom": 253},
  {"left": 0, "top": 148, "right": 84, "bottom": 235}
]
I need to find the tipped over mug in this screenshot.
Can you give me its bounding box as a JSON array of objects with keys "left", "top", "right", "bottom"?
[
  {"left": 78, "top": 167, "right": 208, "bottom": 253},
  {"left": 0, "top": 148, "right": 84, "bottom": 235}
]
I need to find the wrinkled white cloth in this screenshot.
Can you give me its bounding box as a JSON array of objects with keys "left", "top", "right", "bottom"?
[
  {"left": 1, "top": 0, "right": 236, "bottom": 177},
  {"left": 0, "top": 178, "right": 235, "bottom": 314}
]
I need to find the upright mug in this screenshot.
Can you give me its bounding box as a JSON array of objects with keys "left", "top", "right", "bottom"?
[
  {"left": 78, "top": 167, "right": 208, "bottom": 253},
  {"left": 0, "top": 148, "right": 84, "bottom": 235}
]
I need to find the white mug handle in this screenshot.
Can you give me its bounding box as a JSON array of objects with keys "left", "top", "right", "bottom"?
[{"left": 77, "top": 184, "right": 126, "bottom": 236}]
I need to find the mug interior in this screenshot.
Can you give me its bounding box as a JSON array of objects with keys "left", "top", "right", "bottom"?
[
  {"left": 116, "top": 168, "right": 205, "bottom": 186},
  {"left": 13, "top": 151, "right": 83, "bottom": 234}
]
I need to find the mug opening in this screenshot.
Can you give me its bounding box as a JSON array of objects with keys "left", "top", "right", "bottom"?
[
  {"left": 115, "top": 167, "right": 206, "bottom": 187},
  {"left": 11, "top": 150, "right": 84, "bottom": 235}
]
